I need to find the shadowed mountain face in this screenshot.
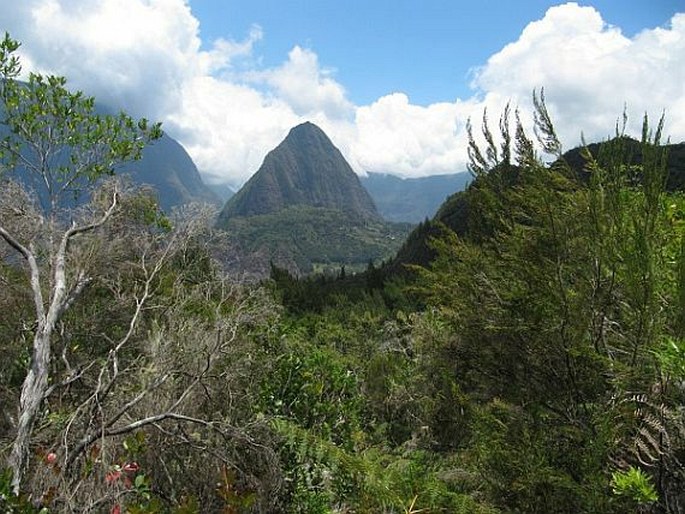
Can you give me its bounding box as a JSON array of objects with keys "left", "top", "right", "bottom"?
[
  {"left": 218, "top": 122, "right": 379, "bottom": 223},
  {"left": 1, "top": 101, "right": 220, "bottom": 212},
  {"left": 124, "top": 133, "right": 220, "bottom": 212}
]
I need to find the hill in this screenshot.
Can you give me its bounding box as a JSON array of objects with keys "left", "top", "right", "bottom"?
[
  {"left": 387, "top": 139, "right": 685, "bottom": 274},
  {"left": 222, "top": 205, "right": 412, "bottom": 276}
]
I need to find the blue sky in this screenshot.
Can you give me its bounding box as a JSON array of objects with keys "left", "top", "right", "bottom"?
[
  {"left": 191, "top": 0, "right": 683, "bottom": 105},
  {"left": 1, "top": 1, "right": 684, "bottom": 187}
]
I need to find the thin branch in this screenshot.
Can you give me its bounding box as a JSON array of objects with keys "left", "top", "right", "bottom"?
[
  {"left": 0, "top": 226, "right": 45, "bottom": 320},
  {"left": 57, "top": 273, "right": 92, "bottom": 320},
  {"left": 103, "top": 374, "right": 171, "bottom": 430},
  {"left": 106, "top": 412, "right": 215, "bottom": 437},
  {"left": 0, "top": 225, "right": 31, "bottom": 259},
  {"left": 62, "top": 187, "right": 119, "bottom": 240},
  {"left": 42, "top": 361, "right": 97, "bottom": 400}
]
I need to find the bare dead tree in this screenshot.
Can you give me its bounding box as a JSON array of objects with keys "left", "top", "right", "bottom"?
[{"left": 12, "top": 203, "right": 282, "bottom": 511}]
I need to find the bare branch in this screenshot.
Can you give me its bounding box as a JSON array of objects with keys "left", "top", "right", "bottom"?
[
  {"left": 63, "top": 187, "right": 119, "bottom": 241},
  {"left": 0, "top": 224, "right": 31, "bottom": 259},
  {"left": 42, "top": 361, "right": 96, "bottom": 400},
  {"left": 0, "top": 226, "right": 45, "bottom": 320},
  {"left": 58, "top": 274, "right": 92, "bottom": 319}
]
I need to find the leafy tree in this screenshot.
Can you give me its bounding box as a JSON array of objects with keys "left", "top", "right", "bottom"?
[{"left": 417, "top": 93, "right": 684, "bottom": 512}]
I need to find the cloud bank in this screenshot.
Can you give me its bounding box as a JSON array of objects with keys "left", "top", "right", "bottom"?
[{"left": 1, "top": 1, "right": 683, "bottom": 187}]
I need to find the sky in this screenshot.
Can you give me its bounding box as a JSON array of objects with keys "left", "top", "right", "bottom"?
[{"left": 0, "top": 1, "right": 684, "bottom": 188}]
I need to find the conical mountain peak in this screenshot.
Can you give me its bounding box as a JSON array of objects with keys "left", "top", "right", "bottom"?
[
  {"left": 288, "top": 120, "right": 324, "bottom": 135},
  {"left": 217, "top": 122, "right": 379, "bottom": 222}
]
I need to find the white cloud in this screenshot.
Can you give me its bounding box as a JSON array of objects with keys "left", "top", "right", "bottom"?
[
  {"left": 13, "top": 0, "right": 203, "bottom": 118},
  {"left": 204, "top": 25, "right": 264, "bottom": 73},
  {"left": 352, "top": 93, "right": 467, "bottom": 176},
  {"left": 0, "top": 1, "right": 683, "bottom": 188},
  {"left": 251, "top": 46, "right": 354, "bottom": 121},
  {"left": 166, "top": 75, "right": 300, "bottom": 185},
  {"left": 472, "top": 3, "right": 685, "bottom": 148}
]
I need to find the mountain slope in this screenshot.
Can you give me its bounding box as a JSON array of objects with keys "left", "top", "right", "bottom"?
[
  {"left": 218, "top": 122, "right": 378, "bottom": 223},
  {"left": 215, "top": 122, "right": 410, "bottom": 276},
  {"left": 223, "top": 205, "right": 412, "bottom": 276},
  {"left": 124, "top": 133, "right": 220, "bottom": 211}
]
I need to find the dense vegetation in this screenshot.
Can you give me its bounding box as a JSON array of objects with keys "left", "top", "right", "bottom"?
[
  {"left": 2, "top": 35, "right": 685, "bottom": 513},
  {"left": 221, "top": 205, "right": 412, "bottom": 276}
]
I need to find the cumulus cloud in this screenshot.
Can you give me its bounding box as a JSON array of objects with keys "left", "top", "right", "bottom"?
[
  {"left": 0, "top": 1, "right": 683, "bottom": 187},
  {"left": 352, "top": 93, "right": 467, "bottom": 176},
  {"left": 472, "top": 3, "right": 685, "bottom": 149},
  {"left": 12, "top": 0, "right": 204, "bottom": 118},
  {"left": 167, "top": 76, "right": 300, "bottom": 185},
  {"left": 251, "top": 46, "right": 354, "bottom": 121}
]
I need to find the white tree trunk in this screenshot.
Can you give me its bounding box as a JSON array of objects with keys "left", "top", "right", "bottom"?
[
  {"left": 5, "top": 234, "right": 67, "bottom": 493},
  {"left": 8, "top": 328, "right": 52, "bottom": 493},
  {"left": 1, "top": 190, "right": 118, "bottom": 493}
]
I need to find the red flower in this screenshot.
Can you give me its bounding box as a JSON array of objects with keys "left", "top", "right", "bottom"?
[
  {"left": 123, "top": 462, "right": 139, "bottom": 473},
  {"left": 45, "top": 452, "right": 57, "bottom": 464},
  {"left": 111, "top": 504, "right": 121, "bottom": 514},
  {"left": 105, "top": 470, "right": 121, "bottom": 484}
]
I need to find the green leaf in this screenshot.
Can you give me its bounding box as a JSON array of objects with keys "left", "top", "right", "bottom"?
[{"left": 611, "top": 467, "right": 658, "bottom": 505}]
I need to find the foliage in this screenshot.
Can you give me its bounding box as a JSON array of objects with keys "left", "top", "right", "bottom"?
[
  {"left": 222, "top": 204, "right": 412, "bottom": 275},
  {"left": 413, "top": 96, "right": 685, "bottom": 512},
  {"left": 0, "top": 468, "right": 43, "bottom": 513},
  {"left": 611, "top": 466, "right": 659, "bottom": 505},
  {"left": 261, "top": 340, "right": 363, "bottom": 447}
]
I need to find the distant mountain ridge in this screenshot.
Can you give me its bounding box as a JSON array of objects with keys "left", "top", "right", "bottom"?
[
  {"left": 125, "top": 133, "right": 220, "bottom": 211},
  {"left": 218, "top": 122, "right": 379, "bottom": 223},
  {"left": 360, "top": 172, "right": 471, "bottom": 222}
]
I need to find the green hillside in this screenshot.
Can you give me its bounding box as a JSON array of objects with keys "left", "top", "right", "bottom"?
[
  {"left": 388, "top": 139, "right": 685, "bottom": 273},
  {"left": 222, "top": 205, "right": 411, "bottom": 275}
]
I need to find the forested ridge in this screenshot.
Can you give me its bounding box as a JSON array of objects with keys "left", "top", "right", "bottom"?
[{"left": 2, "top": 35, "right": 685, "bottom": 513}]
